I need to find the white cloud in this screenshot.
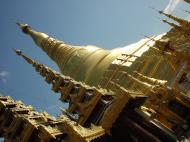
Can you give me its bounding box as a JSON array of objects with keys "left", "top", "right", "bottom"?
[
  {"left": 164, "top": 0, "right": 181, "bottom": 14},
  {"left": 1, "top": 79, "right": 7, "bottom": 83},
  {"left": 0, "top": 71, "right": 9, "bottom": 84},
  {"left": 0, "top": 71, "right": 9, "bottom": 77}
]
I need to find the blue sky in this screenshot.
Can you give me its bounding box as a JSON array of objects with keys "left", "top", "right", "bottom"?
[{"left": 0, "top": 0, "right": 189, "bottom": 116}]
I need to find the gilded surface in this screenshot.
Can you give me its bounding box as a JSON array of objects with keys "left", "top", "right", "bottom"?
[{"left": 4, "top": 4, "right": 190, "bottom": 141}]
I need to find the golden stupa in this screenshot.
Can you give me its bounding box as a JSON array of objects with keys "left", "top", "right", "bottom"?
[{"left": 1, "top": 1, "right": 190, "bottom": 142}]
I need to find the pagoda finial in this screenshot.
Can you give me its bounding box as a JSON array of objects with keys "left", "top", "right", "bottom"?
[
  {"left": 17, "top": 22, "right": 49, "bottom": 48},
  {"left": 162, "top": 19, "right": 190, "bottom": 38},
  {"left": 13, "top": 49, "right": 35, "bottom": 65},
  {"left": 16, "top": 22, "right": 31, "bottom": 34},
  {"left": 162, "top": 19, "right": 180, "bottom": 29},
  {"left": 13, "top": 48, "right": 22, "bottom": 55},
  {"left": 159, "top": 11, "right": 189, "bottom": 27}
]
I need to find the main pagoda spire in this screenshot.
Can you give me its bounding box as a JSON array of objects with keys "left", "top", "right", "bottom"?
[{"left": 17, "top": 22, "right": 118, "bottom": 86}]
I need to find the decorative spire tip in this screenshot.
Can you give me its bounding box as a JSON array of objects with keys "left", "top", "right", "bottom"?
[
  {"left": 13, "top": 48, "right": 22, "bottom": 56},
  {"left": 16, "top": 22, "right": 31, "bottom": 34},
  {"left": 16, "top": 22, "right": 21, "bottom": 27}
]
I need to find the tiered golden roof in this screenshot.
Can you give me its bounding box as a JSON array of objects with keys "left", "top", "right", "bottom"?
[{"left": 0, "top": 95, "right": 106, "bottom": 142}]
